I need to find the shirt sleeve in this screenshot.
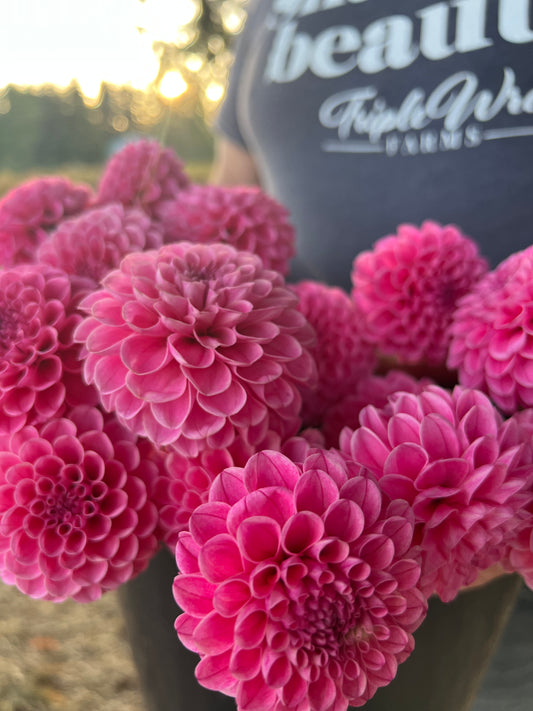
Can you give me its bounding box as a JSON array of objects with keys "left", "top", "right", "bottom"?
[{"left": 214, "top": 0, "right": 261, "bottom": 149}]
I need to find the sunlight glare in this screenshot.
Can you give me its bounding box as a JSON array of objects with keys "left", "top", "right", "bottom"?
[
  {"left": 136, "top": 0, "right": 200, "bottom": 43},
  {"left": 205, "top": 82, "right": 225, "bottom": 103},
  {"left": 159, "top": 71, "right": 188, "bottom": 100}
]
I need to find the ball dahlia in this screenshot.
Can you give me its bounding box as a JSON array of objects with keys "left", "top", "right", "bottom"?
[
  {"left": 75, "top": 242, "right": 316, "bottom": 456},
  {"left": 322, "top": 371, "right": 433, "bottom": 448},
  {"left": 155, "top": 440, "right": 255, "bottom": 549},
  {"left": 497, "top": 409, "right": 533, "bottom": 588},
  {"left": 448, "top": 245, "right": 533, "bottom": 413},
  {"left": 97, "top": 140, "right": 190, "bottom": 218},
  {"left": 340, "top": 384, "right": 529, "bottom": 601},
  {"left": 0, "top": 264, "right": 82, "bottom": 433},
  {"left": 0, "top": 406, "right": 160, "bottom": 602},
  {"left": 351, "top": 221, "right": 488, "bottom": 366},
  {"left": 174, "top": 449, "right": 427, "bottom": 710},
  {"left": 38, "top": 203, "right": 163, "bottom": 298},
  {"left": 0, "top": 177, "right": 92, "bottom": 267},
  {"left": 156, "top": 185, "right": 295, "bottom": 276},
  {"left": 292, "top": 281, "right": 375, "bottom": 427}
]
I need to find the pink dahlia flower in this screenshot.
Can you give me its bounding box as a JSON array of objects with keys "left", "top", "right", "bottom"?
[
  {"left": 497, "top": 410, "right": 533, "bottom": 587},
  {"left": 155, "top": 440, "right": 255, "bottom": 549},
  {"left": 156, "top": 185, "right": 295, "bottom": 276},
  {"left": 322, "top": 371, "right": 432, "bottom": 449},
  {"left": 0, "top": 406, "right": 160, "bottom": 602},
  {"left": 0, "top": 264, "right": 82, "bottom": 433},
  {"left": 97, "top": 140, "right": 189, "bottom": 218},
  {"left": 292, "top": 281, "right": 376, "bottom": 427},
  {"left": 351, "top": 222, "right": 488, "bottom": 366},
  {"left": 174, "top": 449, "right": 427, "bottom": 710},
  {"left": 448, "top": 246, "right": 533, "bottom": 413},
  {"left": 0, "top": 177, "right": 92, "bottom": 267},
  {"left": 38, "top": 203, "right": 163, "bottom": 298},
  {"left": 75, "top": 242, "right": 316, "bottom": 456},
  {"left": 341, "top": 384, "right": 529, "bottom": 601}
]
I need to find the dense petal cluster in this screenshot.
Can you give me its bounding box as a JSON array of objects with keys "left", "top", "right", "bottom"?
[
  {"left": 340, "top": 385, "right": 529, "bottom": 600},
  {"left": 0, "top": 265, "right": 82, "bottom": 433},
  {"left": 38, "top": 204, "right": 163, "bottom": 298},
  {"left": 157, "top": 185, "right": 295, "bottom": 275},
  {"left": 448, "top": 246, "right": 533, "bottom": 413},
  {"left": 292, "top": 281, "right": 375, "bottom": 427},
  {"left": 0, "top": 177, "right": 92, "bottom": 267},
  {"left": 155, "top": 440, "right": 255, "bottom": 549},
  {"left": 351, "top": 222, "right": 488, "bottom": 365},
  {"left": 498, "top": 410, "right": 533, "bottom": 588},
  {"left": 97, "top": 140, "right": 190, "bottom": 217},
  {"left": 174, "top": 449, "right": 427, "bottom": 711},
  {"left": 322, "top": 371, "right": 432, "bottom": 449},
  {"left": 76, "top": 242, "right": 316, "bottom": 456},
  {"left": 0, "top": 406, "right": 160, "bottom": 602}
]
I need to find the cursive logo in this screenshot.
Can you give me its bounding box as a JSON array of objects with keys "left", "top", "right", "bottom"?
[{"left": 318, "top": 68, "right": 533, "bottom": 156}]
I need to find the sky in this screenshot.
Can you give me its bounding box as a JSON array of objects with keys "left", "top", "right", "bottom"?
[{"left": 0, "top": 0, "right": 200, "bottom": 96}]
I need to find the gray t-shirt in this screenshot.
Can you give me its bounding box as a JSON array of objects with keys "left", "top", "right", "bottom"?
[{"left": 217, "top": 0, "right": 533, "bottom": 290}]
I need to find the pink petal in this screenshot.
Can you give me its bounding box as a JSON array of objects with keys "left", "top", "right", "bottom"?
[
  {"left": 121, "top": 335, "right": 170, "bottom": 374},
  {"left": 193, "top": 610, "right": 236, "bottom": 655},
  {"left": 282, "top": 511, "right": 324, "bottom": 554},
  {"left": 236, "top": 516, "right": 281, "bottom": 562},
  {"left": 173, "top": 574, "right": 216, "bottom": 617},
  {"left": 199, "top": 533, "right": 243, "bottom": 583},
  {"left": 195, "top": 651, "right": 237, "bottom": 693},
  {"left": 324, "top": 499, "right": 365, "bottom": 542}
]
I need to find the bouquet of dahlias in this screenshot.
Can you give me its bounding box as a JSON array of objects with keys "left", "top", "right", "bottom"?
[{"left": 1, "top": 139, "right": 532, "bottom": 711}]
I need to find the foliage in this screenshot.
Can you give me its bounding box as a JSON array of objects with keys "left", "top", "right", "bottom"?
[
  {"left": 0, "top": 84, "right": 214, "bottom": 172},
  {"left": 139, "top": 0, "right": 248, "bottom": 118}
]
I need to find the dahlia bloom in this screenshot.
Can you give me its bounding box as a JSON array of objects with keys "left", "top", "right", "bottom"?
[
  {"left": 498, "top": 410, "right": 533, "bottom": 588},
  {"left": 75, "top": 242, "right": 316, "bottom": 456},
  {"left": 0, "top": 264, "right": 82, "bottom": 433},
  {"left": 322, "top": 371, "right": 432, "bottom": 449},
  {"left": 0, "top": 177, "right": 92, "bottom": 267},
  {"left": 97, "top": 140, "right": 190, "bottom": 218},
  {"left": 341, "top": 384, "right": 529, "bottom": 601},
  {"left": 448, "top": 245, "right": 533, "bottom": 413},
  {"left": 292, "top": 281, "right": 375, "bottom": 427},
  {"left": 156, "top": 185, "right": 295, "bottom": 275},
  {"left": 0, "top": 406, "right": 160, "bottom": 602},
  {"left": 351, "top": 222, "right": 488, "bottom": 365},
  {"left": 38, "top": 203, "right": 163, "bottom": 299},
  {"left": 174, "top": 449, "right": 427, "bottom": 710},
  {"left": 155, "top": 440, "right": 255, "bottom": 549}
]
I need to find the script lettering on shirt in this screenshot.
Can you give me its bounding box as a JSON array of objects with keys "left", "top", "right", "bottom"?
[
  {"left": 318, "top": 68, "right": 533, "bottom": 153},
  {"left": 265, "top": 0, "right": 533, "bottom": 82}
]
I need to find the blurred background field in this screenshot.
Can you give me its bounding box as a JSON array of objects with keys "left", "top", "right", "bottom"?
[{"left": 0, "top": 585, "right": 142, "bottom": 711}]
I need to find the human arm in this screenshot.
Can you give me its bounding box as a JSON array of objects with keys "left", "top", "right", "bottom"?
[{"left": 209, "top": 136, "right": 261, "bottom": 187}]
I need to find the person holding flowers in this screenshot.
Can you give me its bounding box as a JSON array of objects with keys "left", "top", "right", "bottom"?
[{"left": 1, "top": 2, "right": 533, "bottom": 711}]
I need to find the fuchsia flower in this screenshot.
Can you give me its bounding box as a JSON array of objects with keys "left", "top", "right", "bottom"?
[
  {"left": 38, "top": 204, "right": 163, "bottom": 298},
  {"left": 174, "top": 449, "right": 427, "bottom": 711},
  {"left": 322, "top": 371, "right": 433, "bottom": 449},
  {"left": 351, "top": 222, "right": 488, "bottom": 366},
  {"left": 0, "top": 406, "right": 160, "bottom": 602},
  {"left": 75, "top": 242, "right": 316, "bottom": 456},
  {"left": 155, "top": 440, "right": 255, "bottom": 549},
  {"left": 0, "top": 177, "right": 92, "bottom": 267},
  {"left": 0, "top": 265, "right": 82, "bottom": 433},
  {"left": 97, "top": 140, "right": 190, "bottom": 218},
  {"left": 292, "top": 281, "right": 375, "bottom": 427},
  {"left": 448, "top": 245, "right": 533, "bottom": 413},
  {"left": 497, "top": 410, "right": 533, "bottom": 588},
  {"left": 340, "top": 385, "right": 529, "bottom": 601},
  {"left": 156, "top": 185, "right": 295, "bottom": 275}
]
